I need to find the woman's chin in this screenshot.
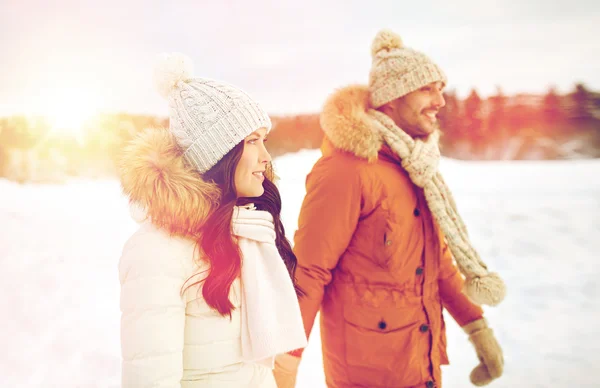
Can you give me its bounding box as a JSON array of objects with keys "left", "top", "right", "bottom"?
[
  {"left": 254, "top": 188, "right": 265, "bottom": 197},
  {"left": 238, "top": 187, "right": 264, "bottom": 199}
]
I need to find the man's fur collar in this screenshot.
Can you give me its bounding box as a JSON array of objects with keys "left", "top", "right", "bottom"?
[{"left": 320, "top": 85, "right": 384, "bottom": 161}]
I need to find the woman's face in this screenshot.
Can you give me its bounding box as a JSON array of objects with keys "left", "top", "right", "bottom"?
[{"left": 234, "top": 127, "right": 271, "bottom": 198}]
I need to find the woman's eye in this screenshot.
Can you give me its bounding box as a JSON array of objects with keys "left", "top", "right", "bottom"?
[{"left": 247, "top": 138, "right": 258, "bottom": 144}]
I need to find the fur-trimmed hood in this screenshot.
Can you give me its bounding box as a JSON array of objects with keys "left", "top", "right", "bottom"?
[
  {"left": 120, "top": 127, "right": 278, "bottom": 238},
  {"left": 119, "top": 127, "right": 222, "bottom": 238},
  {"left": 320, "top": 85, "right": 384, "bottom": 161}
]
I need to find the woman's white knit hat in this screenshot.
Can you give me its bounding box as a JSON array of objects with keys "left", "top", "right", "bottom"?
[
  {"left": 153, "top": 53, "right": 272, "bottom": 173},
  {"left": 369, "top": 29, "right": 448, "bottom": 108}
]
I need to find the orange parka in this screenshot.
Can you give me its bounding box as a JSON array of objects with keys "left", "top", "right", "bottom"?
[{"left": 293, "top": 85, "right": 484, "bottom": 388}]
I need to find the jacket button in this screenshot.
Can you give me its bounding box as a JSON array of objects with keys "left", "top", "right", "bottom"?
[
  {"left": 378, "top": 320, "right": 387, "bottom": 330},
  {"left": 416, "top": 267, "right": 424, "bottom": 275},
  {"left": 385, "top": 239, "right": 392, "bottom": 246},
  {"left": 420, "top": 324, "right": 429, "bottom": 333},
  {"left": 413, "top": 208, "right": 421, "bottom": 217},
  {"left": 426, "top": 381, "right": 435, "bottom": 388}
]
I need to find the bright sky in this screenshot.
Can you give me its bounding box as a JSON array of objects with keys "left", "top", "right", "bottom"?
[{"left": 1, "top": 0, "right": 599, "bottom": 117}]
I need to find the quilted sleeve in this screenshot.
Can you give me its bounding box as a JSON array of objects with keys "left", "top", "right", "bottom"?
[{"left": 119, "top": 233, "right": 187, "bottom": 387}]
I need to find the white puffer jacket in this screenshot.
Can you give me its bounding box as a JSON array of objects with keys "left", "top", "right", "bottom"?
[
  {"left": 119, "top": 219, "right": 277, "bottom": 388},
  {"left": 118, "top": 128, "right": 286, "bottom": 387}
]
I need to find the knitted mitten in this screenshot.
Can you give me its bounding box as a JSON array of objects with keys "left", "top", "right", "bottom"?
[{"left": 463, "top": 318, "right": 504, "bottom": 386}]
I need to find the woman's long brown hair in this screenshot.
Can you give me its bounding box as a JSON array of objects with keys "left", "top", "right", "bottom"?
[{"left": 181, "top": 141, "right": 301, "bottom": 317}]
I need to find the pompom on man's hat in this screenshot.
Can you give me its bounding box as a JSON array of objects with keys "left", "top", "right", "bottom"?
[
  {"left": 153, "top": 53, "right": 271, "bottom": 173},
  {"left": 369, "top": 29, "right": 447, "bottom": 108}
]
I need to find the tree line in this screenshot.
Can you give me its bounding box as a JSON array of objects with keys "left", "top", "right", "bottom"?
[{"left": 0, "top": 83, "right": 598, "bottom": 182}]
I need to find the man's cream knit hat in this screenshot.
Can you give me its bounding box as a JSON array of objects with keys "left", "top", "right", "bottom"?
[
  {"left": 153, "top": 53, "right": 271, "bottom": 173},
  {"left": 369, "top": 29, "right": 448, "bottom": 108}
]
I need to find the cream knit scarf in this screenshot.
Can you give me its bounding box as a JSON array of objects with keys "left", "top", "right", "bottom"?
[
  {"left": 368, "top": 109, "right": 506, "bottom": 306},
  {"left": 232, "top": 206, "right": 308, "bottom": 366}
]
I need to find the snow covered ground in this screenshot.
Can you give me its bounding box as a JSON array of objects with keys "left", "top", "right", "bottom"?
[{"left": 1, "top": 150, "right": 599, "bottom": 387}]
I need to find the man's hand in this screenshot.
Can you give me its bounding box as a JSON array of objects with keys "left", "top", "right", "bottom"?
[
  {"left": 273, "top": 353, "right": 301, "bottom": 388},
  {"left": 462, "top": 318, "right": 504, "bottom": 386}
]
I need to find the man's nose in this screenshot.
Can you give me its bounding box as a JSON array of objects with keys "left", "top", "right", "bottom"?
[{"left": 434, "top": 89, "right": 446, "bottom": 108}]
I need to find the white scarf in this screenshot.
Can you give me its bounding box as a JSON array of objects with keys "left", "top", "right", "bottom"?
[{"left": 232, "top": 206, "right": 307, "bottom": 367}]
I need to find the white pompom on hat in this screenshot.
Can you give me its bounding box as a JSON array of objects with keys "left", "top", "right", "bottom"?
[
  {"left": 154, "top": 53, "right": 272, "bottom": 173},
  {"left": 153, "top": 52, "right": 194, "bottom": 99}
]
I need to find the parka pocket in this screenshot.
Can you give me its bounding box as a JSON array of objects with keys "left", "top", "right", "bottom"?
[
  {"left": 370, "top": 208, "right": 395, "bottom": 268},
  {"left": 343, "top": 303, "right": 424, "bottom": 387}
]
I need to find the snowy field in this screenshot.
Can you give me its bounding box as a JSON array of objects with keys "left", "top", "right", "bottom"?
[{"left": 1, "top": 150, "right": 599, "bottom": 387}]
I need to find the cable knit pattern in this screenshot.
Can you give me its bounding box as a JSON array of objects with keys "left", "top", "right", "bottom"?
[
  {"left": 368, "top": 109, "right": 506, "bottom": 306},
  {"left": 154, "top": 53, "right": 272, "bottom": 173}
]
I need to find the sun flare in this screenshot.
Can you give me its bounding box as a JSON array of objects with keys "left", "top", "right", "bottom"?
[{"left": 45, "top": 88, "right": 100, "bottom": 140}]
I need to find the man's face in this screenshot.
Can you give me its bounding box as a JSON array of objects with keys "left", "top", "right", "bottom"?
[{"left": 384, "top": 81, "right": 446, "bottom": 138}]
